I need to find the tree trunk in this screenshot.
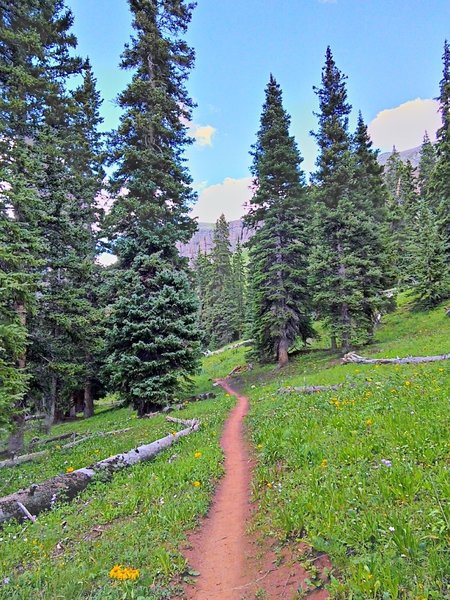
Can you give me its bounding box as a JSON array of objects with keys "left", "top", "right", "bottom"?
[
  {"left": 7, "top": 415, "right": 25, "bottom": 458},
  {"left": 330, "top": 335, "right": 337, "bottom": 351},
  {"left": 278, "top": 338, "right": 289, "bottom": 367},
  {"left": 83, "top": 379, "right": 94, "bottom": 418},
  {"left": 7, "top": 302, "right": 27, "bottom": 457},
  {"left": 0, "top": 418, "right": 200, "bottom": 524}
]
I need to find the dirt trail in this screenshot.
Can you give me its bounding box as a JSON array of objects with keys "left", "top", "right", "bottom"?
[
  {"left": 182, "top": 380, "right": 330, "bottom": 599},
  {"left": 183, "top": 379, "right": 252, "bottom": 599}
]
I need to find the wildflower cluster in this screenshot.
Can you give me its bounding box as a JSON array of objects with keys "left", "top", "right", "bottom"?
[
  {"left": 109, "top": 564, "right": 140, "bottom": 581},
  {"left": 329, "top": 397, "right": 355, "bottom": 409}
]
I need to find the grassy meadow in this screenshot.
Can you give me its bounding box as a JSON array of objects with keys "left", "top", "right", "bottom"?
[{"left": 0, "top": 299, "right": 448, "bottom": 599}]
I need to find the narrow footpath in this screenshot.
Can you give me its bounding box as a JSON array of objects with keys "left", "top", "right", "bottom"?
[{"left": 182, "top": 380, "right": 330, "bottom": 600}]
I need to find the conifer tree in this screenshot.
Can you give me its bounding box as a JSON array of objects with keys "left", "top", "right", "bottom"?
[
  {"left": 352, "top": 112, "right": 388, "bottom": 340},
  {"left": 0, "top": 0, "right": 81, "bottom": 450},
  {"left": 202, "top": 214, "right": 236, "bottom": 348},
  {"left": 410, "top": 131, "right": 449, "bottom": 307},
  {"left": 245, "top": 75, "right": 312, "bottom": 366},
  {"left": 430, "top": 40, "right": 450, "bottom": 262},
  {"left": 105, "top": 0, "right": 201, "bottom": 415},
  {"left": 231, "top": 239, "right": 247, "bottom": 340},
  {"left": 193, "top": 247, "right": 212, "bottom": 346},
  {"left": 310, "top": 48, "right": 363, "bottom": 350},
  {"left": 418, "top": 132, "right": 436, "bottom": 199}
]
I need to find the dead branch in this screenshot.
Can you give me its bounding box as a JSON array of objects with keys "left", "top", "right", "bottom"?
[
  {"left": 279, "top": 384, "right": 345, "bottom": 395},
  {"left": 0, "top": 450, "right": 48, "bottom": 470},
  {"left": 61, "top": 427, "right": 132, "bottom": 449}
]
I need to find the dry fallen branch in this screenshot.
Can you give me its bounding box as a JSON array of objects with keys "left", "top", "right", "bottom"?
[
  {"left": 279, "top": 384, "right": 345, "bottom": 395},
  {"left": 0, "top": 417, "right": 200, "bottom": 525},
  {"left": 61, "top": 427, "right": 132, "bottom": 449},
  {"left": 342, "top": 352, "right": 450, "bottom": 365},
  {"left": 0, "top": 450, "right": 48, "bottom": 470},
  {"left": 203, "top": 339, "right": 253, "bottom": 356}
]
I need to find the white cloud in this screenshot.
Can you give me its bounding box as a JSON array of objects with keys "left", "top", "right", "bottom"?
[
  {"left": 368, "top": 98, "right": 440, "bottom": 152},
  {"left": 190, "top": 176, "right": 253, "bottom": 223},
  {"left": 191, "top": 124, "right": 216, "bottom": 147}
]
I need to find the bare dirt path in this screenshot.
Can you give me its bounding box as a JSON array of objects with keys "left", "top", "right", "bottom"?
[
  {"left": 183, "top": 379, "right": 252, "bottom": 599},
  {"left": 182, "top": 380, "right": 330, "bottom": 599}
]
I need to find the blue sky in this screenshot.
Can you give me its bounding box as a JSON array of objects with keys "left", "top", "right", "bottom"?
[{"left": 68, "top": 0, "right": 449, "bottom": 222}]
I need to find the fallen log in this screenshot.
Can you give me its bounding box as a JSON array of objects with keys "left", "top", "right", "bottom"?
[
  {"left": 0, "top": 450, "right": 48, "bottom": 470},
  {"left": 29, "top": 432, "right": 76, "bottom": 449},
  {"left": 203, "top": 339, "right": 253, "bottom": 356},
  {"left": 228, "top": 363, "right": 253, "bottom": 377},
  {"left": 0, "top": 417, "right": 200, "bottom": 525},
  {"left": 0, "top": 428, "right": 134, "bottom": 469},
  {"left": 342, "top": 352, "right": 450, "bottom": 365},
  {"left": 24, "top": 414, "right": 47, "bottom": 422},
  {"left": 61, "top": 427, "right": 132, "bottom": 449},
  {"left": 279, "top": 384, "right": 345, "bottom": 395}
]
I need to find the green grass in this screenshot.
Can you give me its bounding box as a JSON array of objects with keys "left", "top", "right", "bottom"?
[
  {"left": 1, "top": 300, "right": 448, "bottom": 599},
  {"left": 0, "top": 354, "right": 237, "bottom": 599},
  {"left": 243, "top": 299, "right": 450, "bottom": 599}
]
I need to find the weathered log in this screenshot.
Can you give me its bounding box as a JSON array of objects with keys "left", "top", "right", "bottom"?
[
  {"left": 228, "top": 363, "right": 253, "bottom": 377},
  {"left": 0, "top": 418, "right": 200, "bottom": 525},
  {"left": 24, "top": 414, "right": 47, "bottom": 422},
  {"left": 29, "top": 432, "right": 76, "bottom": 449},
  {"left": 0, "top": 450, "right": 48, "bottom": 470},
  {"left": 61, "top": 427, "right": 132, "bottom": 449},
  {"left": 189, "top": 392, "right": 216, "bottom": 402},
  {"left": 342, "top": 352, "right": 450, "bottom": 365},
  {"left": 203, "top": 339, "right": 253, "bottom": 356},
  {"left": 279, "top": 384, "right": 345, "bottom": 395}
]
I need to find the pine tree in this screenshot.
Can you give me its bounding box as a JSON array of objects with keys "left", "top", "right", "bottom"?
[
  {"left": 231, "top": 239, "right": 247, "bottom": 340},
  {"left": 105, "top": 0, "right": 201, "bottom": 415},
  {"left": 245, "top": 75, "right": 312, "bottom": 366},
  {"left": 383, "top": 153, "right": 418, "bottom": 288},
  {"left": 193, "top": 247, "right": 212, "bottom": 346},
  {"left": 430, "top": 40, "right": 450, "bottom": 263},
  {"left": 203, "top": 214, "right": 236, "bottom": 348},
  {"left": 352, "top": 112, "right": 388, "bottom": 340},
  {"left": 410, "top": 131, "right": 449, "bottom": 307},
  {"left": 0, "top": 0, "right": 81, "bottom": 451},
  {"left": 310, "top": 48, "right": 363, "bottom": 350},
  {"left": 418, "top": 132, "right": 436, "bottom": 199}
]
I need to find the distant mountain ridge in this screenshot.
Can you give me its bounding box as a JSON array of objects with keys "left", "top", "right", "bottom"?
[
  {"left": 180, "top": 144, "right": 424, "bottom": 258},
  {"left": 377, "top": 145, "right": 422, "bottom": 167}
]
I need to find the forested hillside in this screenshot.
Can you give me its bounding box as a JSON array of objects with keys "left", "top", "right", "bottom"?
[{"left": 0, "top": 2, "right": 449, "bottom": 599}]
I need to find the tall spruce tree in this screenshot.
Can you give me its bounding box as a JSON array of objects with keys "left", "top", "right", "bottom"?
[
  {"left": 245, "top": 75, "right": 312, "bottom": 366},
  {"left": 352, "top": 112, "right": 388, "bottom": 340},
  {"left": 0, "top": 0, "right": 83, "bottom": 452},
  {"left": 105, "top": 0, "right": 201, "bottom": 415},
  {"left": 410, "top": 131, "right": 449, "bottom": 307},
  {"left": 310, "top": 48, "right": 362, "bottom": 350},
  {"left": 203, "top": 214, "right": 236, "bottom": 348},
  {"left": 231, "top": 239, "right": 247, "bottom": 340},
  {"left": 430, "top": 40, "right": 450, "bottom": 264}
]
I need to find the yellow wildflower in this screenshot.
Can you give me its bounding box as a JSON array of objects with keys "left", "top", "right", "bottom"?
[
  {"left": 193, "top": 481, "right": 201, "bottom": 488},
  {"left": 109, "top": 564, "right": 140, "bottom": 581},
  {"left": 266, "top": 482, "right": 273, "bottom": 488},
  {"left": 257, "top": 444, "right": 263, "bottom": 449},
  {"left": 405, "top": 381, "right": 411, "bottom": 386},
  {"left": 320, "top": 459, "right": 328, "bottom": 468},
  {"left": 66, "top": 466, "right": 74, "bottom": 473},
  {"left": 366, "top": 418, "right": 373, "bottom": 427},
  {"left": 194, "top": 451, "right": 202, "bottom": 459}
]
